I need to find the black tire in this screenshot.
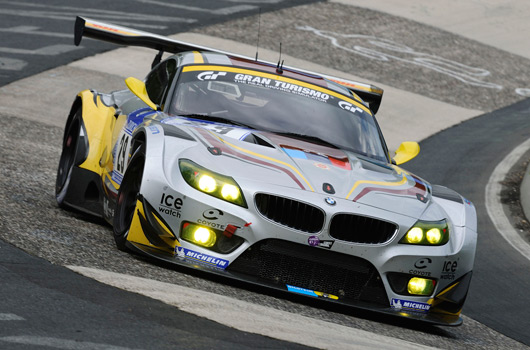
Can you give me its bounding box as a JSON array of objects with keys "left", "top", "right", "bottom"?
[
  {"left": 56, "top": 108, "right": 83, "bottom": 208},
  {"left": 113, "top": 145, "right": 145, "bottom": 251}
]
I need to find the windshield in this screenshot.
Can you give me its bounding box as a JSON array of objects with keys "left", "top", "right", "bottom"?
[{"left": 169, "top": 65, "right": 388, "bottom": 162}]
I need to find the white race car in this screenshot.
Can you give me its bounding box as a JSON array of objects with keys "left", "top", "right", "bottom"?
[{"left": 56, "top": 16, "right": 477, "bottom": 326}]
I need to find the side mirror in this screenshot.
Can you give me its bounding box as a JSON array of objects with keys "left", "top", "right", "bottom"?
[
  {"left": 393, "top": 141, "right": 420, "bottom": 165},
  {"left": 125, "top": 77, "right": 159, "bottom": 111}
]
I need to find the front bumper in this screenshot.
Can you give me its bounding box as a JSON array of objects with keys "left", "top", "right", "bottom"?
[{"left": 123, "top": 157, "right": 476, "bottom": 326}]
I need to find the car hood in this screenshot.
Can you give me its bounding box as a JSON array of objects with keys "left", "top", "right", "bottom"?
[{"left": 165, "top": 119, "right": 431, "bottom": 218}]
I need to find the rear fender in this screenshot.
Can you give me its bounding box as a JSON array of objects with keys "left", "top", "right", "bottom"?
[{"left": 77, "top": 89, "right": 117, "bottom": 175}]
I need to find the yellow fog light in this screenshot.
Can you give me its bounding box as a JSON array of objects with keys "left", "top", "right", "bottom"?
[
  {"left": 181, "top": 223, "right": 216, "bottom": 248},
  {"left": 198, "top": 175, "right": 216, "bottom": 193},
  {"left": 407, "top": 277, "right": 435, "bottom": 295},
  {"left": 193, "top": 227, "right": 216, "bottom": 247},
  {"left": 221, "top": 184, "right": 240, "bottom": 201},
  {"left": 426, "top": 228, "right": 442, "bottom": 244},
  {"left": 405, "top": 227, "right": 423, "bottom": 244}
]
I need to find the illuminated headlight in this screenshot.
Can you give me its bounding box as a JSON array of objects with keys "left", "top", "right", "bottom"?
[
  {"left": 400, "top": 220, "right": 449, "bottom": 246},
  {"left": 179, "top": 159, "right": 247, "bottom": 207},
  {"left": 407, "top": 277, "right": 436, "bottom": 295}
]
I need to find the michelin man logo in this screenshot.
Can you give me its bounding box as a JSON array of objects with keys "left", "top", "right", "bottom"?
[
  {"left": 176, "top": 246, "right": 185, "bottom": 258},
  {"left": 391, "top": 299, "right": 403, "bottom": 310},
  {"left": 197, "top": 71, "right": 227, "bottom": 81}
]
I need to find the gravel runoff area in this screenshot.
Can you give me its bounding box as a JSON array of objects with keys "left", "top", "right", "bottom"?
[
  {"left": 1, "top": 113, "right": 528, "bottom": 350},
  {"left": 196, "top": 1, "right": 530, "bottom": 113}
]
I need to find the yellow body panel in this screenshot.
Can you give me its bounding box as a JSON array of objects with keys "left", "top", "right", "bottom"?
[
  {"left": 393, "top": 141, "right": 420, "bottom": 165},
  {"left": 127, "top": 200, "right": 180, "bottom": 255},
  {"left": 125, "top": 77, "right": 157, "bottom": 110},
  {"left": 78, "top": 90, "right": 117, "bottom": 175},
  {"left": 127, "top": 200, "right": 153, "bottom": 247}
]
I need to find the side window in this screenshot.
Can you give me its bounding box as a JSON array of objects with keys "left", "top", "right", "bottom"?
[{"left": 145, "top": 58, "right": 177, "bottom": 107}]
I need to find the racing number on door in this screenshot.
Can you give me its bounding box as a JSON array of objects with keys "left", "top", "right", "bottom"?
[{"left": 116, "top": 133, "right": 130, "bottom": 173}]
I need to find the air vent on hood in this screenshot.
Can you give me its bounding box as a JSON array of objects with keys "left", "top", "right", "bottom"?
[
  {"left": 255, "top": 193, "right": 324, "bottom": 233},
  {"left": 329, "top": 214, "right": 397, "bottom": 244}
]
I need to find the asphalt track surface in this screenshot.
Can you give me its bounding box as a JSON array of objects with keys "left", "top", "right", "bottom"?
[
  {"left": 2, "top": 1, "right": 530, "bottom": 349},
  {"left": 0, "top": 241, "right": 314, "bottom": 350},
  {"left": 0, "top": 0, "right": 318, "bottom": 86},
  {"left": 405, "top": 99, "right": 530, "bottom": 344}
]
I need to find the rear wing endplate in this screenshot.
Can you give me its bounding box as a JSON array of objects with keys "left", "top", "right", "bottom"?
[{"left": 75, "top": 16, "right": 383, "bottom": 114}]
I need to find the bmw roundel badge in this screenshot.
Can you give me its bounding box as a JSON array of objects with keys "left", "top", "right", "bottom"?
[{"left": 325, "top": 197, "right": 336, "bottom": 206}]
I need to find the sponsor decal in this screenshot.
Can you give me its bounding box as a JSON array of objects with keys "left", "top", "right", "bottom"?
[
  {"left": 202, "top": 209, "right": 224, "bottom": 220},
  {"left": 148, "top": 125, "right": 160, "bottom": 134},
  {"left": 286, "top": 285, "right": 338, "bottom": 300},
  {"left": 308, "top": 235, "right": 334, "bottom": 249},
  {"left": 408, "top": 270, "right": 432, "bottom": 277},
  {"left": 414, "top": 258, "right": 432, "bottom": 269},
  {"left": 175, "top": 246, "right": 229, "bottom": 269},
  {"left": 103, "top": 197, "right": 114, "bottom": 219},
  {"left": 159, "top": 193, "right": 183, "bottom": 218},
  {"left": 233, "top": 73, "right": 330, "bottom": 102},
  {"left": 391, "top": 298, "right": 431, "bottom": 313},
  {"left": 441, "top": 260, "right": 458, "bottom": 280},
  {"left": 112, "top": 107, "right": 156, "bottom": 185},
  {"left": 409, "top": 258, "right": 433, "bottom": 276},
  {"left": 197, "top": 71, "right": 227, "bottom": 81},
  {"left": 338, "top": 100, "right": 364, "bottom": 114},
  {"left": 197, "top": 219, "right": 225, "bottom": 230}
]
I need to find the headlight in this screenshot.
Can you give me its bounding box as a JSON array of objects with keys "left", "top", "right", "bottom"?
[
  {"left": 179, "top": 159, "right": 247, "bottom": 207},
  {"left": 400, "top": 219, "right": 449, "bottom": 246}
]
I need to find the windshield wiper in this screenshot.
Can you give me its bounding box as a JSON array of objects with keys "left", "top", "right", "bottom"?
[
  {"left": 178, "top": 113, "right": 255, "bottom": 129},
  {"left": 273, "top": 132, "right": 340, "bottom": 149}
]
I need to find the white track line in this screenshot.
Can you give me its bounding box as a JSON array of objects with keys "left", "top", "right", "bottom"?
[
  {"left": 485, "top": 139, "right": 530, "bottom": 261},
  {"left": 68, "top": 266, "right": 437, "bottom": 350}
]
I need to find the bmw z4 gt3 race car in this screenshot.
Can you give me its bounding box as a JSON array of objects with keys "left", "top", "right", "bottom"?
[{"left": 57, "top": 16, "right": 477, "bottom": 326}]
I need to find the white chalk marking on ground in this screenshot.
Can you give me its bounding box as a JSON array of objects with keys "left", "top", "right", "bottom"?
[
  {"left": 67, "top": 266, "right": 437, "bottom": 350},
  {"left": 0, "top": 313, "right": 25, "bottom": 321},
  {"left": 485, "top": 138, "right": 530, "bottom": 261}
]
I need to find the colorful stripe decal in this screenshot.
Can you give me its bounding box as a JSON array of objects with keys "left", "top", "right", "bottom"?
[
  {"left": 282, "top": 146, "right": 351, "bottom": 171},
  {"left": 351, "top": 183, "right": 423, "bottom": 202},
  {"left": 196, "top": 128, "right": 313, "bottom": 191},
  {"left": 346, "top": 175, "right": 408, "bottom": 200},
  {"left": 85, "top": 21, "right": 139, "bottom": 37},
  {"left": 348, "top": 173, "right": 427, "bottom": 202}
]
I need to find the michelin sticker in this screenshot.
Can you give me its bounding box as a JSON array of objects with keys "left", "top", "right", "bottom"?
[
  {"left": 391, "top": 298, "right": 431, "bottom": 313},
  {"left": 175, "top": 246, "right": 229, "bottom": 269}
]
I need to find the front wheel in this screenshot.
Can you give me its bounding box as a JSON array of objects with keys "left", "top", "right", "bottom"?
[{"left": 113, "top": 145, "right": 145, "bottom": 251}]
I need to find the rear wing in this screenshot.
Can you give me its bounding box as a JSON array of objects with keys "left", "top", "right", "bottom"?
[{"left": 74, "top": 16, "right": 383, "bottom": 114}]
